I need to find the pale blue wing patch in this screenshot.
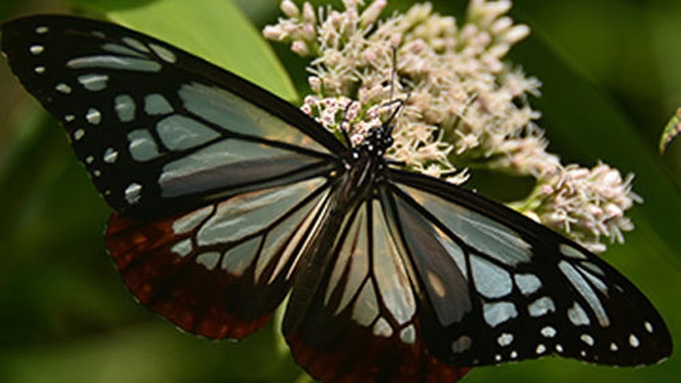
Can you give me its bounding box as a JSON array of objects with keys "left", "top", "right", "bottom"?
[
  {"left": 398, "top": 184, "right": 533, "bottom": 267},
  {"left": 178, "top": 82, "right": 331, "bottom": 155},
  {"left": 320, "top": 200, "right": 419, "bottom": 345},
  {"left": 158, "top": 139, "right": 328, "bottom": 198}
]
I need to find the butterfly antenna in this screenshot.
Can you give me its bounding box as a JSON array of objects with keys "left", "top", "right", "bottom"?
[
  {"left": 389, "top": 45, "right": 398, "bottom": 103},
  {"left": 381, "top": 46, "right": 405, "bottom": 137},
  {"left": 340, "top": 100, "right": 355, "bottom": 147},
  {"left": 383, "top": 98, "right": 404, "bottom": 137}
]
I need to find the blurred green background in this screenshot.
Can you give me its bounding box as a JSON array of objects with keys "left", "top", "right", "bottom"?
[{"left": 0, "top": 0, "right": 679, "bottom": 382}]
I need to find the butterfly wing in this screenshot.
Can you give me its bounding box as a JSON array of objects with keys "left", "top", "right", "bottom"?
[
  {"left": 283, "top": 194, "right": 471, "bottom": 383},
  {"left": 1, "top": 15, "right": 348, "bottom": 339},
  {"left": 282, "top": 166, "right": 671, "bottom": 382},
  {"left": 106, "top": 175, "right": 333, "bottom": 339},
  {"left": 384, "top": 168, "right": 672, "bottom": 366},
  {"left": 1, "top": 15, "right": 346, "bottom": 219}
]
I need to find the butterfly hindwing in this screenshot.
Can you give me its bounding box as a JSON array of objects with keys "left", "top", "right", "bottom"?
[
  {"left": 1, "top": 15, "right": 345, "bottom": 219},
  {"left": 106, "top": 175, "right": 333, "bottom": 339},
  {"left": 283, "top": 194, "right": 470, "bottom": 383},
  {"left": 386, "top": 168, "right": 672, "bottom": 366}
]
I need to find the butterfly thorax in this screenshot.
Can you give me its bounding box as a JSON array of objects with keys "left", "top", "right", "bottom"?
[
  {"left": 342, "top": 124, "right": 394, "bottom": 198},
  {"left": 358, "top": 125, "right": 394, "bottom": 159}
]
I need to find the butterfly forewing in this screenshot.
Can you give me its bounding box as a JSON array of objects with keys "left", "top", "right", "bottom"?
[
  {"left": 386, "top": 168, "right": 672, "bottom": 366},
  {"left": 1, "top": 15, "right": 346, "bottom": 219}
]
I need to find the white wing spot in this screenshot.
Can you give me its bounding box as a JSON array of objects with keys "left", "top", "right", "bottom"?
[
  {"left": 497, "top": 333, "right": 514, "bottom": 347},
  {"left": 579, "top": 261, "right": 605, "bottom": 276},
  {"left": 514, "top": 273, "right": 542, "bottom": 296},
  {"left": 580, "top": 350, "right": 587, "bottom": 357},
  {"left": 221, "top": 238, "right": 260, "bottom": 277},
  {"left": 559, "top": 260, "right": 610, "bottom": 327},
  {"left": 86, "top": 108, "right": 101, "bottom": 125},
  {"left": 55, "top": 83, "right": 72, "bottom": 94},
  {"left": 150, "top": 43, "right": 177, "bottom": 63},
  {"left": 73, "top": 129, "right": 85, "bottom": 141},
  {"left": 610, "top": 342, "right": 619, "bottom": 351},
  {"left": 400, "top": 325, "right": 416, "bottom": 345},
  {"left": 528, "top": 296, "right": 556, "bottom": 317},
  {"left": 577, "top": 265, "right": 609, "bottom": 295},
  {"left": 29, "top": 45, "right": 44, "bottom": 55},
  {"left": 78, "top": 73, "right": 109, "bottom": 91},
  {"left": 629, "top": 334, "right": 640, "bottom": 348},
  {"left": 64, "top": 114, "right": 75, "bottom": 122},
  {"left": 34, "top": 66, "right": 46, "bottom": 74},
  {"left": 115, "top": 94, "right": 136, "bottom": 122},
  {"left": 483, "top": 301, "right": 518, "bottom": 328},
  {"left": 351, "top": 282, "right": 379, "bottom": 326},
  {"left": 494, "top": 354, "right": 502, "bottom": 362},
  {"left": 556, "top": 344, "right": 564, "bottom": 353},
  {"left": 144, "top": 93, "right": 174, "bottom": 115},
  {"left": 372, "top": 317, "right": 393, "bottom": 338},
  {"left": 568, "top": 302, "right": 590, "bottom": 326},
  {"left": 540, "top": 326, "right": 557, "bottom": 338},
  {"left": 536, "top": 344, "right": 546, "bottom": 355},
  {"left": 196, "top": 251, "right": 220, "bottom": 271},
  {"left": 471, "top": 255, "right": 513, "bottom": 299},
  {"left": 644, "top": 321, "right": 654, "bottom": 334},
  {"left": 580, "top": 334, "right": 595, "bottom": 347},
  {"left": 510, "top": 350, "right": 518, "bottom": 359},
  {"left": 451, "top": 335, "right": 472, "bottom": 353},
  {"left": 173, "top": 206, "right": 214, "bottom": 234},
  {"left": 560, "top": 243, "right": 587, "bottom": 259},
  {"left": 92, "top": 169, "right": 101, "bottom": 177},
  {"left": 35, "top": 26, "right": 49, "bottom": 34},
  {"left": 85, "top": 156, "right": 94, "bottom": 164},
  {"left": 125, "top": 183, "right": 142, "bottom": 204},
  {"left": 102, "top": 43, "right": 147, "bottom": 58},
  {"left": 103, "top": 147, "right": 119, "bottom": 164},
  {"left": 67, "top": 55, "right": 162, "bottom": 72},
  {"left": 122, "top": 37, "right": 150, "bottom": 53},
  {"left": 171, "top": 238, "right": 192, "bottom": 258}
]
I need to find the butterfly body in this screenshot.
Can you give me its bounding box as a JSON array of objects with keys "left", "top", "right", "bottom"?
[{"left": 1, "top": 14, "right": 672, "bottom": 383}]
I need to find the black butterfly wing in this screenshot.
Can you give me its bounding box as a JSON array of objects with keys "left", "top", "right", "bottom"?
[
  {"left": 281, "top": 164, "right": 671, "bottom": 382},
  {"left": 1, "top": 15, "right": 346, "bottom": 219},
  {"left": 1, "top": 15, "right": 348, "bottom": 339},
  {"left": 384, "top": 168, "right": 672, "bottom": 366}
]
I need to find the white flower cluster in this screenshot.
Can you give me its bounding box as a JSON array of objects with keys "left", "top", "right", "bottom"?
[
  {"left": 519, "top": 163, "right": 641, "bottom": 253},
  {"left": 264, "top": 0, "right": 640, "bottom": 252}
]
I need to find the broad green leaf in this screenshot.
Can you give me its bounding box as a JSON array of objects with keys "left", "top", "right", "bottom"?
[{"left": 71, "top": 0, "right": 298, "bottom": 101}]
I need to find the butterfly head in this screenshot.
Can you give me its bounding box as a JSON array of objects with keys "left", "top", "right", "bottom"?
[{"left": 356, "top": 122, "right": 394, "bottom": 160}]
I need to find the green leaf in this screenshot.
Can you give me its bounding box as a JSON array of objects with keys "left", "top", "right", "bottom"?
[{"left": 71, "top": 0, "right": 298, "bottom": 101}]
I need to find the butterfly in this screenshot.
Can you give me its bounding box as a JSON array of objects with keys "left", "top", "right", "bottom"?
[{"left": 1, "top": 14, "right": 672, "bottom": 383}]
